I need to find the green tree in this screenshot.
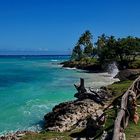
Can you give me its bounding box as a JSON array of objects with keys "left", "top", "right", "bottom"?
[
  {"left": 71, "top": 45, "right": 83, "bottom": 61},
  {"left": 96, "top": 34, "right": 107, "bottom": 49},
  {"left": 78, "top": 30, "right": 93, "bottom": 46},
  {"left": 96, "top": 34, "right": 140, "bottom": 69},
  {"left": 71, "top": 30, "right": 94, "bottom": 60},
  {"left": 96, "top": 34, "right": 107, "bottom": 61},
  {"left": 96, "top": 34, "right": 117, "bottom": 62},
  {"left": 84, "top": 43, "right": 94, "bottom": 57},
  {"left": 115, "top": 36, "right": 140, "bottom": 61}
]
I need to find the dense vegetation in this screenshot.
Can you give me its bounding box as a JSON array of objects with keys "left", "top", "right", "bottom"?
[{"left": 70, "top": 30, "right": 140, "bottom": 70}]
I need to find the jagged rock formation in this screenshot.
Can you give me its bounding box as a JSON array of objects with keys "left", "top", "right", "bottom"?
[{"left": 44, "top": 99, "right": 103, "bottom": 132}]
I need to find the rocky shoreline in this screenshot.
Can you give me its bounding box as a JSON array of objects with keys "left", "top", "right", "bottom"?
[
  {"left": 43, "top": 68, "right": 140, "bottom": 135},
  {"left": 44, "top": 99, "right": 103, "bottom": 132},
  {"left": 44, "top": 79, "right": 111, "bottom": 133},
  {"left": 60, "top": 61, "right": 103, "bottom": 72},
  {"left": 61, "top": 61, "right": 140, "bottom": 80},
  {"left": 0, "top": 131, "right": 36, "bottom": 140},
  {"left": 0, "top": 84, "right": 111, "bottom": 140},
  {"left": 115, "top": 69, "right": 140, "bottom": 81},
  {"left": 1, "top": 67, "right": 140, "bottom": 140}
]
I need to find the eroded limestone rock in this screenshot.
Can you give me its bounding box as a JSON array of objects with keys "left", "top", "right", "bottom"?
[{"left": 44, "top": 99, "right": 102, "bottom": 132}]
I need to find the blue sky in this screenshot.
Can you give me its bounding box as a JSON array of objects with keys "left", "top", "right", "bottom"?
[{"left": 0, "top": 0, "right": 140, "bottom": 55}]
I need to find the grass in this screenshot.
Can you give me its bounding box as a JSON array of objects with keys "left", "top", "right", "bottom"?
[
  {"left": 108, "top": 80, "right": 140, "bottom": 140},
  {"left": 21, "top": 129, "right": 86, "bottom": 140},
  {"left": 22, "top": 131, "right": 72, "bottom": 140},
  {"left": 107, "top": 80, "right": 133, "bottom": 95},
  {"left": 102, "top": 102, "right": 140, "bottom": 140},
  {"left": 125, "top": 100, "right": 140, "bottom": 140}
]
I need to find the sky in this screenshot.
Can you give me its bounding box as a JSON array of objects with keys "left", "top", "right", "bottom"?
[{"left": 0, "top": 0, "right": 140, "bottom": 55}]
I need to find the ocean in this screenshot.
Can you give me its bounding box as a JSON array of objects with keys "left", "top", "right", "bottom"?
[{"left": 0, "top": 55, "right": 118, "bottom": 134}]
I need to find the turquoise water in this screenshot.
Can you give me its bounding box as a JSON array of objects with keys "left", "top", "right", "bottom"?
[{"left": 0, "top": 55, "right": 118, "bottom": 134}]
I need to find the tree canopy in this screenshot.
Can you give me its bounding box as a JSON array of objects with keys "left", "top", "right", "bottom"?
[
  {"left": 71, "top": 30, "right": 94, "bottom": 60},
  {"left": 70, "top": 30, "right": 140, "bottom": 69},
  {"left": 96, "top": 34, "right": 140, "bottom": 68}
]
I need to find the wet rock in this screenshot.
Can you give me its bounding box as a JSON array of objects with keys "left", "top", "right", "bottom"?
[{"left": 115, "top": 69, "right": 140, "bottom": 81}]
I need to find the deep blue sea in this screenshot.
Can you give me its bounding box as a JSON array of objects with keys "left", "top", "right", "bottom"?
[{"left": 0, "top": 55, "right": 118, "bottom": 134}]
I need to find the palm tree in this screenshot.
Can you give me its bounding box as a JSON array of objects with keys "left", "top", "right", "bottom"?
[{"left": 71, "top": 30, "right": 93, "bottom": 60}]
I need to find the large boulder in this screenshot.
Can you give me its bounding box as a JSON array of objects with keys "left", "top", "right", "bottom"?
[
  {"left": 44, "top": 99, "right": 102, "bottom": 132},
  {"left": 115, "top": 69, "right": 140, "bottom": 81}
]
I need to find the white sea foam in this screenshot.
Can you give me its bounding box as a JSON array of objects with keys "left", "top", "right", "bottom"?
[
  {"left": 51, "top": 59, "right": 58, "bottom": 62},
  {"left": 31, "top": 104, "right": 49, "bottom": 110},
  {"left": 78, "top": 71, "right": 119, "bottom": 89},
  {"left": 108, "top": 62, "right": 119, "bottom": 78},
  {"left": 23, "top": 111, "right": 31, "bottom": 115},
  {"left": 64, "top": 67, "right": 77, "bottom": 70},
  {"left": 26, "top": 124, "right": 42, "bottom": 131}
]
